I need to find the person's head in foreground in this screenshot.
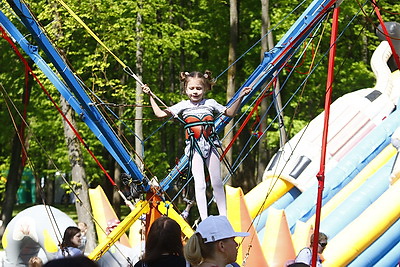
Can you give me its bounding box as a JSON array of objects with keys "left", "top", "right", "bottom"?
[
  {"left": 44, "top": 256, "right": 98, "bottom": 267},
  {"left": 184, "top": 215, "right": 249, "bottom": 267},
  {"left": 143, "top": 216, "right": 184, "bottom": 262}
]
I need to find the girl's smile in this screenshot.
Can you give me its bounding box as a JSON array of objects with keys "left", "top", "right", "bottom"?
[{"left": 186, "top": 79, "right": 205, "bottom": 103}]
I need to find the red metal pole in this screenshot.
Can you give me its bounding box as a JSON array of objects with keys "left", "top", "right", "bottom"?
[
  {"left": 372, "top": 0, "right": 400, "bottom": 69},
  {"left": 311, "top": 7, "right": 340, "bottom": 267}
]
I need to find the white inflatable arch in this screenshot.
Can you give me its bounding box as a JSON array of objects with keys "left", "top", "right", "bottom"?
[{"left": 1, "top": 205, "right": 76, "bottom": 266}]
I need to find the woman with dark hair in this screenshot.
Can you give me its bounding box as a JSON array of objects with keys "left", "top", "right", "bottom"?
[
  {"left": 134, "top": 216, "right": 187, "bottom": 267},
  {"left": 44, "top": 256, "right": 98, "bottom": 267},
  {"left": 56, "top": 226, "right": 83, "bottom": 258}
]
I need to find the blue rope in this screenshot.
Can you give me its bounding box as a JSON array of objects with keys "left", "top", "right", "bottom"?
[{"left": 213, "top": 0, "right": 309, "bottom": 82}]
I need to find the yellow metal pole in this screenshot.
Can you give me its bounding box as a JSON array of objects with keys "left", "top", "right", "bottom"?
[{"left": 88, "top": 200, "right": 150, "bottom": 261}]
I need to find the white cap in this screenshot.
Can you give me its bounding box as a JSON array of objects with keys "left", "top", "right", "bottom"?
[{"left": 196, "top": 215, "right": 249, "bottom": 243}]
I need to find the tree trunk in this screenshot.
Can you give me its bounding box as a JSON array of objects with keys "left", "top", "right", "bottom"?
[
  {"left": 48, "top": 0, "right": 96, "bottom": 252},
  {"left": 0, "top": 133, "right": 24, "bottom": 238},
  {"left": 263, "top": 0, "right": 286, "bottom": 147},
  {"left": 257, "top": 0, "right": 287, "bottom": 182},
  {"left": 112, "top": 106, "right": 124, "bottom": 217},
  {"left": 60, "top": 96, "right": 96, "bottom": 252},
  {"left": 222, "top": 0, "right": 238, "bottom": 184},
  {"left": 257, "top": 0, "right": 270, "bottom": 183},
  {"left": 0, "top": 58, "right": 33, "bottom": 238},
  {"left": 46, "top": 158, "right": 55, "bottom": 205},
  {"left": 135, "top": 2, "right": 144, "bottom": 172}
]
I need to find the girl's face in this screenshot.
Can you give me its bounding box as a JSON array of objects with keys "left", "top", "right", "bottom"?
[
  {"left": 71, "top": 232, "right": 82, "bottom": 248},
  {"left": 185, "top": 78, "right": 205, "bottom": 103}
]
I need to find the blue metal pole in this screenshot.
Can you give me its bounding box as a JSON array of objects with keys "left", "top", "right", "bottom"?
[{"left": 1, "top": 1, "right": 148, "bottom": 189}]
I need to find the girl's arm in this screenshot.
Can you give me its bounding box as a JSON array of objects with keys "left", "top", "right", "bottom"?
[
  {"left": 224, "top": 86, "right": 252, "bottom": 117},
  {"left": 142, "top": 85, "right": 171, "bottom": 118}
]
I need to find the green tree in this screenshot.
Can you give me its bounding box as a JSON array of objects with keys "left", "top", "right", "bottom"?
[{"left": 1, "top": 0, "right": 396, "bottom": 235}]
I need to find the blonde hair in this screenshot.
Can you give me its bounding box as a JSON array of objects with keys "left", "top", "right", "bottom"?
[
  {"left": 179, "top": 71, "right": 215, "bottom": 93},
  {"left": 310, "top": 232, "right": 328, "bottom": 244},
  {"left": 28, "top": 256, "right": 43, "bottom": 267},
  {"left": 184, "top": 233, "right": 216, "bottom": 265}
]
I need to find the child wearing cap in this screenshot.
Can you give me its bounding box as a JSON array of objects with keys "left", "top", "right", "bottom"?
[{"left": 184, "top": 215, "right": 249, "bottom": 267}]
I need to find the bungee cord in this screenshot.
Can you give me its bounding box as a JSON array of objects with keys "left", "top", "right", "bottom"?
[
  {"left": 213, "top": 11, "right": 334, "bottom": 261},
  {"left": 19, "top": 0, "right": 168, "bottom": 189},
  {"left": 1, "top": 75, "right": 174, "bottom": 263},
  {"left": 45, "top": 0, "right": 175, "bottom": 179},
  {"left": 1, "top": 0, "right": 318, "bottom": 265},
  {"left": 223, "top": 18, "right": 326, "bottom": 185},
  {"left": 0, "top": 26, "right": 146, "bottom": 262},
  {"left": 232, "top": 1, "right": 382, "bottom": 253},
  {"left": 48, "top": 0, "right": 339, "bottom": 218},
  {"left": 53, "top": 0, "right": 128, "bottom": 70},
  {"left": 361, "top": 0, "right": 400, "bottom": 38},
  {"left": 0, "top": 81, "right": 64, "bottom": 250},
  {"left": 212, "top": 0, "right": 309, "bottom": 83},
  {"left": 4, "top": 0, "right": 152, "bottom": 177},
  {"left": 53, "top": 0, "right": 171, "bottom": 111},
  {"left": 3, "top": 0, "right": 396, "bottom": 264},
  {"left": 3, "top": 1, "right": 193, "bottom": 236},
  {"left": 38, "top": 0, "right": 269, "bottom": 200}
]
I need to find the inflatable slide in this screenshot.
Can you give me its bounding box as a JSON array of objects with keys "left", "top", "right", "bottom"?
[{"left": 226, "top": 40, "right": 400, "bottom": 266}]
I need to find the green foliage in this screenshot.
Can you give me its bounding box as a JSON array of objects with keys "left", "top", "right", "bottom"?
[
  {"left": 0, "top": 175, "right": 6, "bottom": 203},
  {"left": 1, "top": 0, "right": 397, "bottom": 207},
  {"left": 61, "top": 180, "right": 82, "bottom": 193}
]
